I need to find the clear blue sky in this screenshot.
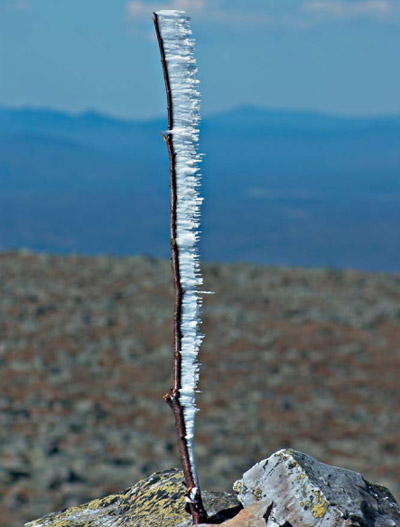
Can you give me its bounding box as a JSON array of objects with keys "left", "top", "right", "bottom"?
[{"left": 0, "top": 0, "right": 399, "bottom": 119}]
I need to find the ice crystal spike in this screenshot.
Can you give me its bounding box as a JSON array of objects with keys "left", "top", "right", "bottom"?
[{"left": 156, "top": 10, "right": 203, "bottom": 486}]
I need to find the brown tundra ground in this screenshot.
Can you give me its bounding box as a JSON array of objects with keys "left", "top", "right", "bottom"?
[{"left": 0, "top": 251, "right": 399, "bottom": 526}]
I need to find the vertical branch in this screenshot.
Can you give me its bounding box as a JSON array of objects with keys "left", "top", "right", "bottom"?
[{"left": 153, "top": 12, "right": 207, "bottom": 525}]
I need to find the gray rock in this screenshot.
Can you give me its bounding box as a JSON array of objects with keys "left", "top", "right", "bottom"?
[{"left": 234, "top": 449, "right": 400, "bottom": 526}]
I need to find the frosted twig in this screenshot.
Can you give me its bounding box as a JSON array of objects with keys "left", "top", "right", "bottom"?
[{"left": 153, "top": 11, "right": 206, "bottom": 525}]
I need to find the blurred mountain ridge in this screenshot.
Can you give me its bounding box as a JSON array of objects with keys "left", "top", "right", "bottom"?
[{"left": 0, "top": 105, "right": 399, "bottom": 270}]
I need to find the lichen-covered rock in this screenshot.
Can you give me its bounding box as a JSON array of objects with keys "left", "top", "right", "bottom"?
[
  {"left": 25, "top": 469, "right": 240, "bottom": 527},
  {"left": 233, "top": 449, "right": 400, "bottom": 527},
  {"left": 25, "top": 469, "right": 188, "bottom": 527},
  {"left": 25, "top": 451, "right": 400, "bottom": 527}
]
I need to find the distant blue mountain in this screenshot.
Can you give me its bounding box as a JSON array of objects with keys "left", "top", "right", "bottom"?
[{"left": 0, "top": 105, "right": 399, "bottom": 270}]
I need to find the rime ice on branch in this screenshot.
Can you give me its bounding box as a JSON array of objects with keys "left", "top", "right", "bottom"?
[
  {"left": 153, "top": 10, "right": 206, "bottom": 524},
  {"left": 157, "top": 8, "right": 203, "bottom": 471}
]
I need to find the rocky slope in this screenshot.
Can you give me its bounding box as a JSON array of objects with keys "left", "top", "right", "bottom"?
[{"left": 1, "top": 251, "right": 399, "bottom": 526}]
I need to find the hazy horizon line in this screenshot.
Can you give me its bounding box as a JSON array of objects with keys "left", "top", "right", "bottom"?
[{"left": 1, "top": 102, "right": 400, "bottom": 123}]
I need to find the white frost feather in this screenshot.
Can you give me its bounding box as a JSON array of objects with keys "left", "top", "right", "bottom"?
[{"left": 157, "top": 10, "right": 203, "bottom": 484}]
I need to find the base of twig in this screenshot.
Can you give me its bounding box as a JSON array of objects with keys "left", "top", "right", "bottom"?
[{"left": 164, "top": 391, "right": 207, "bottom": 524}]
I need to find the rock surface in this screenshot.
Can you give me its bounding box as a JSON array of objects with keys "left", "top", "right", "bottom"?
[
  {"left": 25, "top": 469, "right": 241, "bottom": 527},
  {"left": 25, "top": 451, "right": 400, "bottom": 527},
  {"left": 233, "top": 449, "right": 400, "bottom": 526}
]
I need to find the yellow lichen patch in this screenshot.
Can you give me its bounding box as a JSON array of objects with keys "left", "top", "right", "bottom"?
[
  {"left": 252, "top": 488, "right": 262, "bottom": 501},
  {"left": 311, "top": 500, "right": 329, "bottom": 518},
  {"left": 233, "top": 481, "right": 242, "bottom": 494},
  {"left": 279, "top": 450, "right": 289, "bottom": 460},
  {"left": 296, "top": 483, "right": 329, "bottom": 519},
  {"left": 311, "top": 491, "right": 329, "bottom": 519},
  {"left": 86, "top": 493, "right": 121, "bottom": 510}
]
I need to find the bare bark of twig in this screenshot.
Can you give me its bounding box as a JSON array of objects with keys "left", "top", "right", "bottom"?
[{"left": 152, "top": 12, "right": 207, "bottom": 525}]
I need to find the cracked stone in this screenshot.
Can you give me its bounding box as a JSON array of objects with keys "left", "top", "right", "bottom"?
[{"left": 233, "top": 449, "right": 400, "bottom": 527}]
